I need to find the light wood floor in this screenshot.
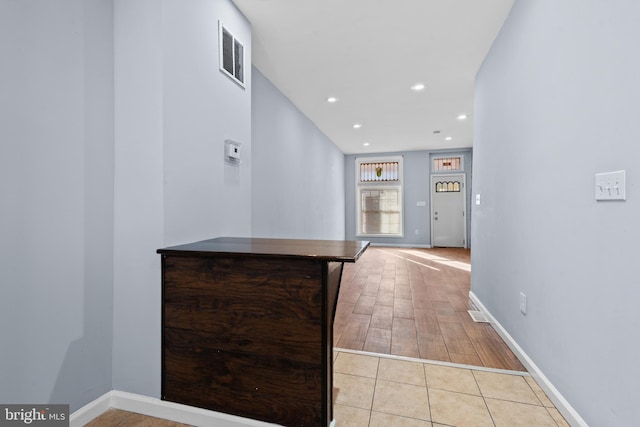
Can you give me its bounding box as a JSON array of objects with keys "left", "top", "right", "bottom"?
[{"left": 334, "top": 246, "right": 525, "bottom": 371}]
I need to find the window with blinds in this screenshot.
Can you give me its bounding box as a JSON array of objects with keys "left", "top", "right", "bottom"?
[
  {"left": 360, "top": 188, "right": 402, "bottom": 235},
  {"left": 356, "top": 157, "right": 403, "bottom": 237}
]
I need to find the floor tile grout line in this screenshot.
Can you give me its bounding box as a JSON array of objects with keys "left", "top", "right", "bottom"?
[
  {"left": 479, "top": 382, "right": 499, "bottom": 427},
  {"left": 522, "top": 371, "right": 547, "bottom": 408},
  {"left": 544, "top": 406, "right": 566, "bottom": 427},
  {"left": 483, "top": 396, "right": 561, "bottom": 409},
  {"left": 335, "top": 348, "right": 531, "bottom": 377},
  {"left": 434, "top": 366, "right": 499, "bottom": 427},
  {"left": 369, "top": 357, "right": 379, "bottom": 426},
  {"left": 423, "top": 363, "right": 434, "bottom": 426}
]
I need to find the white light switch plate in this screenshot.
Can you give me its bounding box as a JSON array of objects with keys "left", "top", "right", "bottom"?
[
  {"left": 519, "top": 292, "right": 527, "bottom": 315},
  {"left": 595, "top": 170, "right": 626, "bottom": 201}
]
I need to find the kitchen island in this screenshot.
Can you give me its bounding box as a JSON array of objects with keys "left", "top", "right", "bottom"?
[{"left": 157, "top": 237, "right": 369, "bottom": 427}]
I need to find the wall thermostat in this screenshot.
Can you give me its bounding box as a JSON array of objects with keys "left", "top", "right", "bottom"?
[{"left": 225, "top": 139, "right": 241, "bottom": 164}]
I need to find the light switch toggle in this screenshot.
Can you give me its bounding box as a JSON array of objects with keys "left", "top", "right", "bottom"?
[{"left": 595, "top": 170, "right": 626, "bottom": 201}]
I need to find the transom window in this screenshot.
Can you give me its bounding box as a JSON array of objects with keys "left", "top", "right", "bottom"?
[
  {"left": 359, "top": 161, "right": 399, "bottom": 182},
  {"left": 433, "top": 156, "right": 462, "bottom": 172}
]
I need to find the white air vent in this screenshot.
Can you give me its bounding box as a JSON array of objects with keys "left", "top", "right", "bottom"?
[
  {"left": 219, "top": 21, "right": 244, "bottom": 87},
  {"left": 467, "top": 310, "right": 490, "bottom": 323}
]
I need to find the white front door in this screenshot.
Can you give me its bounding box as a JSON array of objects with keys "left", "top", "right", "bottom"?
[{"left": 431, "top": 174, "right": 466, "bottom": 247}]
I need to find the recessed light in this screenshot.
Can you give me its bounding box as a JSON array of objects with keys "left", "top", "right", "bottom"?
[
  {"left": 411, "top": 83, "right": 426, "bottom": 91},
  {"left": 363, "top": 142, "right": 370, "bottom": 146},
  {"left": 457, "top": 114, "right": 467, "bottom": 120},
  {"left": 326, "top": 96, "right": 338, "bottom": 103},
  {"left": 445, "top": 136, "right": 453, "bottom": 141},
  {"left": 353, "top": 123, "right": 362, "bottom": 129}
]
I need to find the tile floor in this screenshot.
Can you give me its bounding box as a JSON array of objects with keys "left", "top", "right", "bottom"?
[
  {"left": 86, "top": 350, "right": 570, "bottom": 426},
  {"left": 332, "top": 349, "right": 569, "bottom": 427}
]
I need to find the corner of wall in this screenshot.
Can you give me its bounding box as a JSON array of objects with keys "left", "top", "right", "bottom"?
[{"left": 469, "top": 292, "right": 588, "bottom": 427}]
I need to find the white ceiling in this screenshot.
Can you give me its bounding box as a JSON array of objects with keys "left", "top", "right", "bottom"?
[{"left": 232, "top": 0, "right": 514, "bottom": 154}]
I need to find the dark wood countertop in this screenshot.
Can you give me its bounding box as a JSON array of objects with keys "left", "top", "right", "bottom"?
[{"left": 157, "top": 236, "right": 369, "bottom": 263}]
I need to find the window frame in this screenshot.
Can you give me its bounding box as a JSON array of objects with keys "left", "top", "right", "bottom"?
[{"left": 355, "top": 156, "right": 404, "bottom": 238}]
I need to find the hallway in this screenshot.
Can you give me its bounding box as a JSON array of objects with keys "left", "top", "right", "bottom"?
[{"left": 335, "top": 246, "right": 525, "bottom": 372}]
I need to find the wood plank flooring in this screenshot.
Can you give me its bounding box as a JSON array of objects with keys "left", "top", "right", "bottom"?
[
  {"left": 334, "top": 246, "right": 525, "bottom": 371},
  {"left": 84, "top": 409, "right": 189, "bottom": 427}
]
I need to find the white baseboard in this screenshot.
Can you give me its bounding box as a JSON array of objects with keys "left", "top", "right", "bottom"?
[
  {"left": 70, "top": 391, "right": 283, "bottom": 427},
  {"left": 369, "top": 243, "right": 432, "bottom": 248},
  {"left": 469, "top": 291, "right": 588, "bottom": 427},
  {"left": 69, "top": 391, "right": 111, "bottom": 427}
]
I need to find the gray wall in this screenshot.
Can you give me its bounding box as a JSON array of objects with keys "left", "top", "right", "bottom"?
[
  {"left": 0, "top": 0, "right": 114, "bottom": 410},
  {"left": 113, "top": 0, "right": 252, "bottom": 399},
  {"left": 345, "top": 150, "right": 472, "bottom": 247},
  {"left": 472, "top": 1, "right": 640, "bottom": 426},
  {"left": 163, "top": 1, "right": 252, "bottom": 245},
  {"left": 251, "top": 68, "right": 345, "bottom": 240},
  {"left": 0, "top": 0, "right": 347, "bottom": 413}
]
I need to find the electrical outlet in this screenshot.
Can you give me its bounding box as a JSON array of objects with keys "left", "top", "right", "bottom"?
[{"left": 519, "top": 292, "right": 527, "bottom": 315}]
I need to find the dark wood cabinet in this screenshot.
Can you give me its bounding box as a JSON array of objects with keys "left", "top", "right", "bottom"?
[{"left": 157, "top": 237, "right": 368, "bottom": 427}]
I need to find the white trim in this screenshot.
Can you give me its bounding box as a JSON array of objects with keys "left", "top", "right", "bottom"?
[
  {"left": 368, "top": 243, "right": 431, "bottom": 248},
  {"left": 469, "top": 291, "right": 588, "bottom": 427},
  {"left": 70, "top": 391, "right": 284, "bottom": 427},
  {"left": 69, "top": 391, "right": 111, "bottom": 427}
]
